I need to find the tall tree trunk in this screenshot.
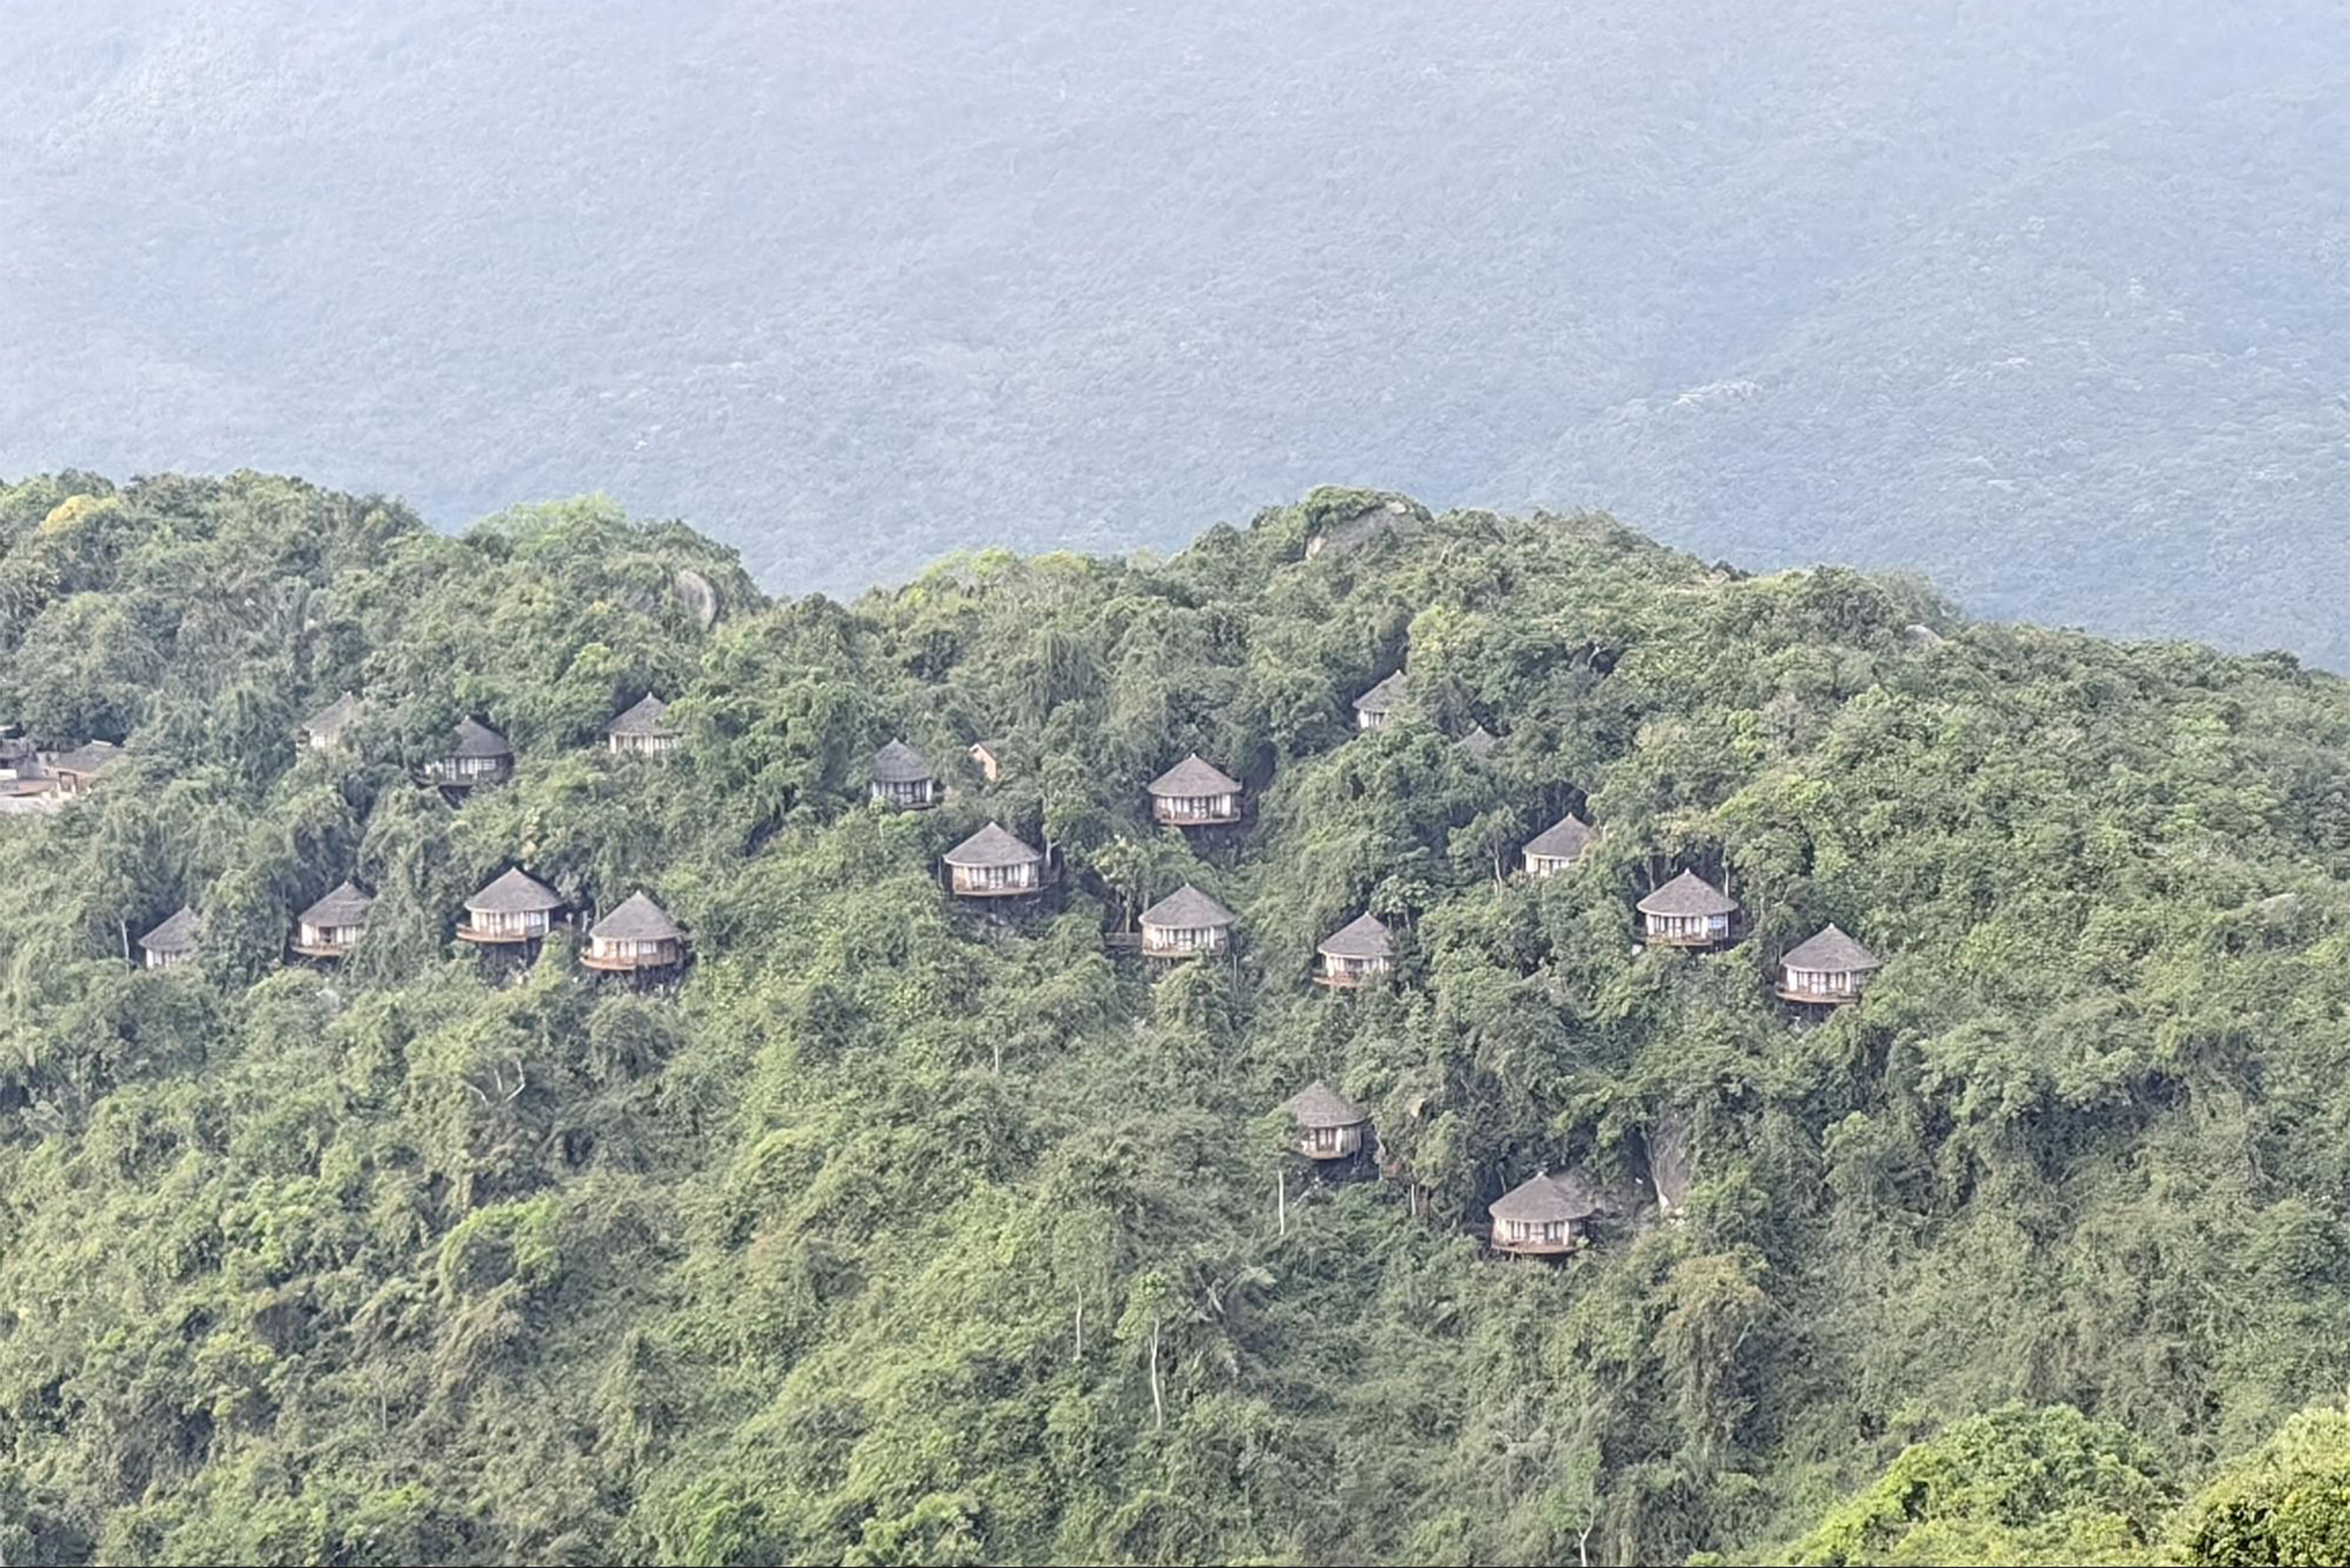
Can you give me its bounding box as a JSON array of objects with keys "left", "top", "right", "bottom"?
[{"left": 1149, "top": 1315, "right": 1164, "bottom": 1431}]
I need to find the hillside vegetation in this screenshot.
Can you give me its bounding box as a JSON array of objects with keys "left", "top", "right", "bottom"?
[
  {"left": 7, "top": 474, "right": 2350, "bottom": 1563},
  {"left": 6, "top": 3, "right": 2350, "bottom": 659}
]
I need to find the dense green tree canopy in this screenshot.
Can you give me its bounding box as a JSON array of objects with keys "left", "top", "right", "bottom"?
[
  {"left": 1780, "top": 1405, "right": 2175, "bottom": 1565},
  {"left": 6, "top": 475, "right": 2350, "bottom": 1563}
]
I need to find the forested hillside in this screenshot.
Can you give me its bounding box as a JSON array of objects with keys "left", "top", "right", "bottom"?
[
  {"left": 7, "top": 3, "right": 2350, "bottom": 659},
  {"left": 9, "top": 473, "right": 2350, "bottom": 1564}
]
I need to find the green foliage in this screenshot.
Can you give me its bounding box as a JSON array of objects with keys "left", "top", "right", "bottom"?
[
  {"left": 1786, "top": 1400, "right": 2350, "bottom": 1567},
  {"left": 1783, "top": 1405, "right": 2173, "bottom": 1565},
  {"left": 2171, "top": 1407, "right": 2350, "bottom": 1567},
  {"left": 12, "top": 475, "right": 2350, "bottom": 1562}
]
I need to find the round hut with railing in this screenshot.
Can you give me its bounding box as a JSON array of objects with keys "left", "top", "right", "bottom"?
[
  {"left": 302, "top": 692, "right": 360, "bottom": 750},
  {"left": 1138, "top": 884, "right": 1237, "bottom": 958},
  {"left": 139, "top": 906, "right": 200, "bottom": 970},
  {"left": 293, "top": 881, "right": 373, "bottom": 959},
  {"left": 457, "top": 868, "right": 565, "bottom": 947},
  {"left": 1488, "top": 1169, "right": 1603, "bottom": 1257},
  {"left": 873, "top": 740, "right": 942, "bottom": 810},
  {"left": 607, "top": 694, "right": 682, "bottom": 758},
  {"left": 1314, "top": 912, "right": 1394, "bottom": 988},
  {"left": 422, "top": 719, "right": 513, "bottom": 791},
  {"left": 582, "top": 891, "right": 687, "bottom": 976},
  {"left": 1522, "top": 812, "right": 1596, "bottom": 877},
  {"left": 1775, "top": 924, "right": 1881, "bottom": 1006},
  {"left": 1353, "top": 671, "right": 1408, "bottom": 731},
  {"left": 944, "top": 822, "right": 1046, "bottom": 899},
  {"left": 1146, "top": 754, "right": 1243, "bottom": 827},
  {"left": 1282, "top": 1082, "right": 1371, "bottom": 1162},
  {"left": 1637, "top": 870, "right": 1738, "bottom": 949}
]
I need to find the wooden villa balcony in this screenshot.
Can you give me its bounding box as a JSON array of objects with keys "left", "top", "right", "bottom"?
[
  {"left": 951, "top": 877, "right": 1043, "bottom": 899},
  {"left": 457, "top": 920, "right": 554, "bottom": 946},
  {"left": 1142, "top": 934, "right": 1228, "bottom": 960},
  {"left": 1312, "top": 962, "right": 1388, "bottom": 990},
  {"left": 1152, "top": 797, "right": 1243, "bottom": 827},
  {"left": 949, "top": 865, "right": 1049, "bottom": 899},
  {"left": 581, "top": 942, "right": 684, "bottom": 973},
  {"left": 290, "top": 935, "right": 358, "bottom": 959},
  {"left": 1293, "top": 1129, "right": 1366, "bottom": 1162},
  {"left": 420, "top": 762, "right": 512, "bottom": 791},
  {"left": 1775, "top": 980, "right": 1866, "bottom": 1006},
  {"left": 1641, "top": 919, "right": 1735, "bottom": 950},
  {"left": 873, "top": 781, "right": 941, "bottom": 811},
  {"left": 1489, "top": 1229, "right": 1589, "bottom": 1259}
]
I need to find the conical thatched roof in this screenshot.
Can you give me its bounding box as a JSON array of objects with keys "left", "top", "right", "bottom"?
[
  {"left": 1353, "top": 670, "right": 1409, "bottom": 715},
  {"left": 944, "top": 821, "right": 1042, "bottom": 868},
  {"left": 1637, "top": 870, "right": 1737, "bottom": 918},
  {"left": 1147, "top": 753, "right": 1240, "bottom": 797},
  {"left": 1489, "top": 1169, "right": 1603, "bottom": 1224},
  {"left": 300, "top": 881, "right": 374, "bottom": 927},
  {"left": 589, "top": 891, "right": 682, "bottom": 942},
  {"left": 608, "top": 693, "right": 675, "bottom": 736},
  {"left": 465, "top": 867, "right": 562, "bottom": 914},
  {"left": 141, "top": 905, "right": 200, "bottom": 954},
  {"left": 875, "top": 739, "right": 933, "bottom": 782},
  {"left": 1319, "top": 911, "right": 1393, "bottom": 960},
  {"left": 1283, "top": 1081, "right": 1367, "bottom": 1130},
  {"left": 1457, "top": 724, "right": 1498, "bottom": 759},
  {"left": 304, "top": 692, "right": 360, "bottom": 740},
  {"left": 1524, "top": 813, "right": 1595, "bottom": 862},
  {"left": 1139, "top": 884, "right": 1236, "bottom": 931},
  {"left": 1781, "top": 924, "right": 1879, "bottom": 973},
  {"left": 447, "top": 718, "right": 511, "bottom": 758}
]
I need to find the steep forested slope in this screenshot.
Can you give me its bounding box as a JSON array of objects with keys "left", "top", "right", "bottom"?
[
  {"left": 8, "top": 475, "right": 2350, "bottom": 1563},
  {"left": 6, "top": 3, "right": 2350, "bottom": 659}
]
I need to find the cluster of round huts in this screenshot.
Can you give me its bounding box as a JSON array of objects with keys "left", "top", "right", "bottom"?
[
  {"left": 842, "top": 695, "right": 1881, "bottom": 1267},
  {"left": 867, "top": 741, "right": 1252, "bottom": 907},
  {"left": 135, "top": 691, "right": 692, "bottom": 979},
  {"left": 300, "top": 692, "right": 684, "bottom": 777},
  {"left": 1272, "top": 1082, "right": 1607, "bottom": 1261},
  {"left": 118, "top": 664, "right": 1892, "bottom": 1261},
  {"left": 272, "top": 870, "right": 687, "bottom": 979},
  {"left": 869, "top": 699, "right": 1886, "bottom": 1011},
  {"left": 1268, "top": 1085, "right": 1616, "bottom": 1260},
  {"left": 229, "top": 871, "right": 685, "bottom": 980},
  {"left": 1238, "top": 672, "right": 1888, "bottom": 1261},
  {"left": 1266, "top": 841, "right": 1881, "bottom": 1259}
]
